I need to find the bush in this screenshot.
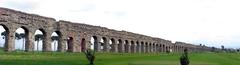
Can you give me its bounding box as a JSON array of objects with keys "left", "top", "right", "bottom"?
[{"left": 180, "top": 49, "right": 189, "bottom": 65}]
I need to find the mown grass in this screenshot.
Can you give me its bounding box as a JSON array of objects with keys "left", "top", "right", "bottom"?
[{"left": 0, "top": 49, "right": 239, "bottom": 65}]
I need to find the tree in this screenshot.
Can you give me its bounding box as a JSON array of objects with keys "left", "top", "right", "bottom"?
[
  {"left": 180, "top": 48, "right": 189, "bottom": 65},
  {"left": 211, "top": 47, "right": 216, "bottom": 52},
  {"left": 0, "top": 31, "right": 6, "bottom": 48},
  {"left": 1, "top": 31, "right": 6, "bottom": 39},
  {"left": 51, "top": 36, "right": 59, "bottom": 51},
  {"left": 35, "top": 34, "right": 43, "bottom": 51},
  {"left": 15, "top": 33, "right": 23, "bottom": 51},
  {"left": 1, "top": 31, "right": 25, "bottom": 50},
  {"left": 19, "top": 33, "right": 25, "bottom": 50},
  {"left": 1, "top": 31, "right": 21, "bottom": 39},
  {"left": 221, "top": 45, "right": 224, "bottom": 50},
  {"left": 84, "top": 49, "right": 95, "bottom": 65}
]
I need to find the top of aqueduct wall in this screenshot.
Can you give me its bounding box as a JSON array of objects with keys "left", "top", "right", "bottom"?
[{"left": 0, "top": 7, "right": 200, "bottom": 47}]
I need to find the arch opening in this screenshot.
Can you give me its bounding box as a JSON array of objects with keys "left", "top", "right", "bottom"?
[
  {"left": 124, "top": 40, "right": 129, "bottom": 53},
  {"left": 100, "top": 37, "right": 107, "bottom": 51},
  {"left": 34, "top": 29, "right": 45, "bottom": 51},
  {"left": 67, "top": 37, "right": 74, "bottom": 52},
  {"left": 14, "top": 27, "right": 28, "bottom": 51},
  {"left": 145, "top": 42, "right": 148, "bottom": 53},
  {"left": 90, "top": 36, "right": 97, "bottom": 50},
  {"left": 149, "top": 43, "right": 152, "bottom": 52},
  {"left": 100, "top": 38, "right": 104, "bottom": 51},
  {"left": 130, "top": 41, "right": 135, "bottom": 53},
  {"left": 51, "top": 31, "right": 61, "bottom": 51},
  {"left": 156, "top": 44, "right": 159, "bottom": 52},
  {"left": 81, "top": 38, "right": 86, "bottom": 52},
  {"left": 136, "top": 41, "right": 140, "bottom": 53},
  {"left": 160, "top": 44, "right": 162, "bottom": 52},
  {"left": 0, "top": 25, "right": 9, "bottom": 50},
  {"left": 109, "top": 38, "right": 115, "bottom": 52},
  {"left": 162, "top": 44, "right": 165, "bottom": 52},
  {"left": 117, "top": 39, "right": 122, "bottom": 53},
  {"left": 152, "top": 43, "right": 155, "bottom": 52},
  {"left": 141, "top": 42, "right": 144, "bottom": 53}
]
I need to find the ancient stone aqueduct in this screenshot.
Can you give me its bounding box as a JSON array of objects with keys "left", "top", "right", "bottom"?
[{"left": 0, "top": 7, "right": 213, "bottom": 53}]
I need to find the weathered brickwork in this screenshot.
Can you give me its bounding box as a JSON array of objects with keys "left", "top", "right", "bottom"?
[{"left": 0, "top": 7, "right": 213, "bottom": 53}]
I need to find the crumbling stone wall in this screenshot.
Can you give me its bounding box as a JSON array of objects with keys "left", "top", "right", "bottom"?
[{"left": 0, "top": 7, "right": 212, "bottom": 53}]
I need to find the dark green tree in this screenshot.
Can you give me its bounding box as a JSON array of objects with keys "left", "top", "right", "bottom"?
[
  {"left": 84, "top": 49, "right": 95, "bottom": 65},
  {"left": 180, "top": 48, "right": 189, "bottom": 65},
  {"left": 1, "top": 31, "right": 21, "bottom": 40},
  {"left": 221, "top": 45, "right": 225, "bottom": 50},
  {"left": 51, "top": 36, "right": 59, "bottom": 51},
  {"left": 19, "top": 33, "right": 25, "bottom": 50},
  {"left": 35, "top": 34, "right": 43, "bottom": 51},
  {"left": 1, "top": 31, "right": 25, "bottom": 50},
  {"left": 1, "top": 31, "right": 6, "bottom": 39}
]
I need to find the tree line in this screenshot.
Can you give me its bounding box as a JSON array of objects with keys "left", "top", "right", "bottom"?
[{"left": 0, "top": 31, "right": 59, "bottom": 51}]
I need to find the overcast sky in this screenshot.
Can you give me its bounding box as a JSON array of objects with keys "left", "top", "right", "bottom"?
[{"left": 1, "top": 0, "right": 240, "bottom": 48}]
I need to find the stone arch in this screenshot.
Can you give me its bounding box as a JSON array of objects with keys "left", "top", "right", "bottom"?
[
  {"left": 0, "top": 24, "right": 9, "bottom": 32},
  {"left": 136, "top": 41, "right": 140, "bottom": 53},
  {"left": 110, "top": 38, "right": 117, "bottom": 52},
  {"left": 180, "top": 46, "right": 183, "bottom": 52},
  {"left": 179, "top": 46, "right": 182, "bottom": 52},
  {"left": 99, "top": 37, "right": 104, "bottom": 51},
  {"left": 14, "top": 26, "right": 29, "bottom": 51},
  {"left": 90, "top": 36, "right": 98, "bottom": 50},
  {"left": 156, "top": 44, "right": 159, "bottom": 52},
  {"left": 176, "top": 45, "right": 180, "bottom": 52},
  {"left": 145, "top": 42, "right": 148, "bottom": 53},
  {"left": 109, "top": 38, "right": 114, "bottom": 52},
  {"left": 51, "top": 31, "right": 62, "bottom": 51},
  {"left": 130, "top": 41, "right": 135, "bottom": 53},
  {"left": 117, "top": 39, "right": 123, "bottom": 53},
  {"left": 40, "top": 28, "right": 52, "bottom": 52},
  {"left": 34, "top": 29, "right": 46, "bottom": 51},
  {"left": 141, "top": 41, "right": 144, "bottom": 53},
  {"left": 162, "top": 44, "right": 165, "bottom": 52},
  {"left": 159, "top": 44, "right": 162, "bottom": 52},
  {"left": 149, "top": 43, "right": 153, "bottom": 52},
  {"left": 166, "top": 46, "right": 169, "bottom": 53},
  {"left": 100, "top": 37, "right": 108, "bottom": 52},
  {"left": 0, "top": 8, "right": 215, "bottom": 53},
  {"left": 152, "top": 43, "right": 155, "bottom": 52},
  {"left": 67, "top": 37, "right": 74, "bottom": 52},
  {"left": 169, "top": 46, "right": 172, "bottom": 52},
  {"left": 165, "top": 46, "right": 168, "bottom": 52},
  {"left": 172, "top": 45, "right": 175, "bottom": 52},
  {"left": 81, "top": 38, "right": 86, "bottom": 52},
  {"left": 0, "top": 24, "right": 10, "bottom": 51},
  {"left": 124, "top": 40, "right": 129, "bottom": 53},
  {"left": 38, "top": 28, "right": 51, "bottom": 51},
  {"left": 175, "top": 45, "right": 178, "bottom": 52}
]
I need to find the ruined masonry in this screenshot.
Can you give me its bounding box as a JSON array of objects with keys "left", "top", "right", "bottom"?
[{"left": 0, "top": 7, "right": 213, "bottom": 53}]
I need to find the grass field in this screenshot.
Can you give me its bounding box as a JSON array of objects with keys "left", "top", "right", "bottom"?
[{"left": 0, "top": 49, "right": 239, "bottom": 65}]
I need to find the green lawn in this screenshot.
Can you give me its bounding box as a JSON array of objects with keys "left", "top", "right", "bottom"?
[{"left": 0, "top": 49, "right": 239, "bottom": 65}]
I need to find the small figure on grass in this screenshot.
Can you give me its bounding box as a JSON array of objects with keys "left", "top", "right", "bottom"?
[
  {"left": 84, "top": 49, "right": 95, "bottom": 65},
  {"left": 180, "top": 48, "right": 189, "bottom": 65}
]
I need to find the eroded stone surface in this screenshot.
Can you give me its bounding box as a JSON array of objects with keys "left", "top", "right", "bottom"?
[{"left": 0, "top": 7, "right": 215, "bottom": 53}]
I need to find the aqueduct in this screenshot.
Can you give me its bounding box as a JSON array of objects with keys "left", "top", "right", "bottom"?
[{"left": 0, "top": 7, "right": 213, "bottom": 53}]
